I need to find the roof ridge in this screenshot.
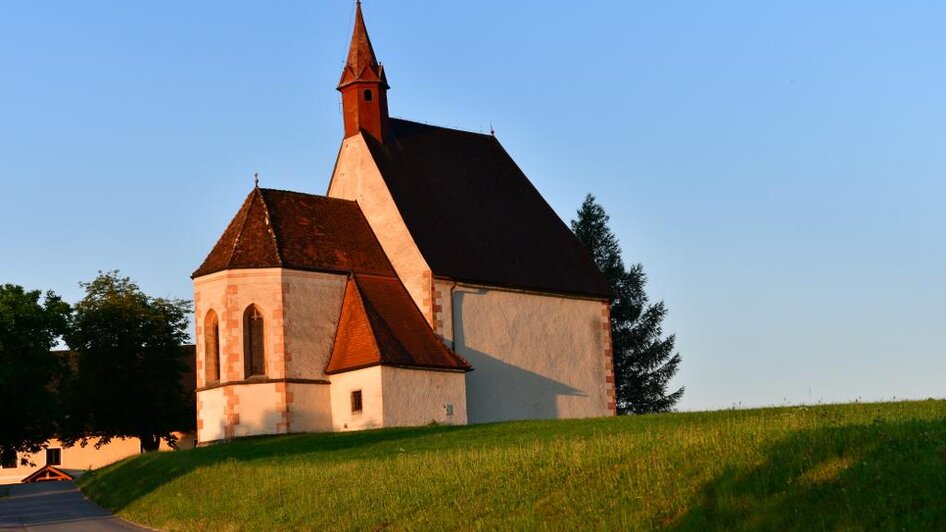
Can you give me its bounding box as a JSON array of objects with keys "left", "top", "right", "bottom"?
[
  {"left": 259, "top": 187, "right": 360, "bottom": 204},
  {"left": 226, "top": 189, "right": 259, "bottom": 270},
  {"left": 389, "top": 117, "right": 496, "bottom": 139},
  {"left": 326, "top": 275, "right": 382, "bottom": 374},
  {"left": 352, "top": 273, "right": 470, "bottom": 369},
  {"left": 256, "top": 189, "right": 285, "bottom": 266},
  {"left": 348, "top": 275, "right": 382, "bottom": 358},
  {"left": 351, "top": 275, "right": 410, "bottom": 360}
]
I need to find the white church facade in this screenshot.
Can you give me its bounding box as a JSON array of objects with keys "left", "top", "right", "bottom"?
[{"left": 193, "top": 4, "right": 615, "bottom": 443}]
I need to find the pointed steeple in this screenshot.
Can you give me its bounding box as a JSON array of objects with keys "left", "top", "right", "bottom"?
[{"left": 338, "top": 1, "right": 390, "bottom": 141}]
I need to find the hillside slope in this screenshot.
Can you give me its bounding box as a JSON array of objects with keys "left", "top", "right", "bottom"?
[{"left": 79, "top": 400, "right": 946, "bottom": 530}]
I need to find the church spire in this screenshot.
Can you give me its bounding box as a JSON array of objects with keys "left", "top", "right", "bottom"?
[{"left": 338, "top": 1, "right": 389, "bottom": 141}]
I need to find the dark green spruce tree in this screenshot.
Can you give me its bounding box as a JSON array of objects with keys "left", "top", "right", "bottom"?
[{"left": 571, "top": 194, "right": 683, "bottom": 414}]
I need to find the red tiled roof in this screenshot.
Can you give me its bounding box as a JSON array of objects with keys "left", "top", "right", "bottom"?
[
  {"left": 361, "top": 118, "right": 612, "bottom": 299},
  {"left": 193, "top": 188, "right": 395, "bottom": 278},
  {"left": 326, "top": 273, "right": 471, "bottom": 374}
]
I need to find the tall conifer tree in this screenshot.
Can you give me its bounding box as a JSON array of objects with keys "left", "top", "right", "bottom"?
[{"left": 571, "top": 194, "right": 683, "bottom": 413}]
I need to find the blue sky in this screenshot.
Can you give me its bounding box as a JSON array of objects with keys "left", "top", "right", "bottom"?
[{"left": 2, "top": 1, "right": 944, "bottom": 411}]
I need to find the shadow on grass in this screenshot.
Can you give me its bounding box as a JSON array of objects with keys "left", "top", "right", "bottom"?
[
  {"left": 81, "top": 423, "right": 479, "bottom": 512},
  {"left": 673, "top": 417, "right": 946, "bottom": 530}
]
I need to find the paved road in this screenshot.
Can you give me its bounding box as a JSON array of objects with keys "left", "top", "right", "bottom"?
[{"left": 0, "top": 481, "right": 150, "bottom": 531}]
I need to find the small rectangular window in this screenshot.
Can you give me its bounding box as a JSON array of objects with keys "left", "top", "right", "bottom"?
[
  {"left": 351, "top": 390, "right": 363, "bottom": 413},
  {"left": 1, "top": 450, "right": 16, "bottom": 469},
  {"left": 46, "top": 448, "right": 61, "bottom": 466}
]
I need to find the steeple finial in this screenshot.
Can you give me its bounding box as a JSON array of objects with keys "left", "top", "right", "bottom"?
[
  {"left": 339, "top": 0, "right": 385, "bottom": 89},
  {"left": 254, "top": 173, "right": 259, "bottom": 188},
  {"left": 337, "top": 1, "right": 390, "bottom": 141}
]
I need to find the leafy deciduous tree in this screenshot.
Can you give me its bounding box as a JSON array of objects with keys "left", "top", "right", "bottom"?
[
  {"left": 64, "top": 271, "right": 193, "bottom": 451},
  {"left": 0, "top": 284, "right": 70, "bottom": 465},
  {"left": 571, "top": 194, "right": 683, "bottom": 414}
]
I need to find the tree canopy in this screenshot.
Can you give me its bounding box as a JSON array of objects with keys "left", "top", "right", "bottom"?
[
  {"left": 571, "top": 194, "right": 683, "bottom": 414},
  {"left": 0, "top": 284, "right": 71, "bottom": 465},
  {"left": 64, "top": 271, "right": 193, "bottom": 451}
]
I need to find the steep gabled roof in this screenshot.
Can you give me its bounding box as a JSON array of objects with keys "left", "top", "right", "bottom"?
[
  {"left": 361, "top": 118, "right": 612, "bottom": 299},
  {"left": 193, "top": 188, "right": 395, "bottom": 278},
  {"left": 327, "top": 273, "right": 471, "bottom": 374}
]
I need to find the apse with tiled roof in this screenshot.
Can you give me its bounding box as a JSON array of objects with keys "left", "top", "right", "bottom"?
[
  {"left": 193, "top": 188, "right": 470, "bottom": 440},
  {"left": 192, "top": 3, "right": 614, "bottom": 442}
]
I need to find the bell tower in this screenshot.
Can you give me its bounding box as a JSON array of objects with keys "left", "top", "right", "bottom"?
[{"left": 338, "top": 1, "right": 389, "bottom": 141}]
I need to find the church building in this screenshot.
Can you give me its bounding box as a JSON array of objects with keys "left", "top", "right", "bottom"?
[{"left": 192, "top": 3, "right": 615, "bottom": 443}]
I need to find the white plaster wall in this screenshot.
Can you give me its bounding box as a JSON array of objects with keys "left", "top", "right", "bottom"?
[
  {"left": 197, "top": 387, "right": 227, "bottom": 443},
  {"left": 282, "top": 270, "right": 347, "bottom": 379},
  {"left": 381, "top": 367, "right": 468, "bottom": 427},
  {"left": 329, "top": 366, "right": 384, "bottom": 431},
  {"left": 232, "top": 382, "right": 283, "bottom": 438},
  {"left": 288, "top": 383, "right": 333, "bottom": 433},
  {"left": 327, "top": 135, "right": 433, "bottom": 322},
  {"left": 453, "top": 285, "right": 611, "bottom": 424}
]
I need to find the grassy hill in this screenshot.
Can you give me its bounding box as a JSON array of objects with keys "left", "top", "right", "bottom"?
[{"left": 79, "top": 400, "right": 946, "bottom": 530}]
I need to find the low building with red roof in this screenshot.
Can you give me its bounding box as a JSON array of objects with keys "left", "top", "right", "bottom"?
[{"left": 192, "top": 3, "right": 615, "bottom": 441}]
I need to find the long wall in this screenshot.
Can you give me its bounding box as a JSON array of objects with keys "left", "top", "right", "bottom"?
[{"left": 442, "top": 282, "right": 614, "bottom": 424}]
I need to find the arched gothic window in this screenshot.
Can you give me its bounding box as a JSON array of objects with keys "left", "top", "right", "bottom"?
[
  {"left": 204, "top": 310, "right": 220, "bottom": 384},
  {"left": 243, "top": 305, "right": 265, "bottom": 378}
]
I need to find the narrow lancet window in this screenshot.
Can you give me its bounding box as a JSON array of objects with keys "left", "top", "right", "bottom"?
[
  {"left": 243, "top": 305, "right": 266, "bottom": 378},
  {"left": 364, "top": 89, "right": 373, "bottom": 101},
  {"left": 204, "top": 311, "right": 220, "bottom": 384}
]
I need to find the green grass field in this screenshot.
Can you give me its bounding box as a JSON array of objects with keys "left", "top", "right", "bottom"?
[{"left": 79, "top": 400, "right": 946, "bottom": 531}]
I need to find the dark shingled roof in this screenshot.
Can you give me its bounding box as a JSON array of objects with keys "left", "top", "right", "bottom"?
[
  {"left": 362, "top": 118, "right": 611, "bottom": 299},
  {"left": 326, "top": 273, "right": 471, "bottom": 374},
  {"left": 193, "top": 188, "right": 395, "bottom": 278}
]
